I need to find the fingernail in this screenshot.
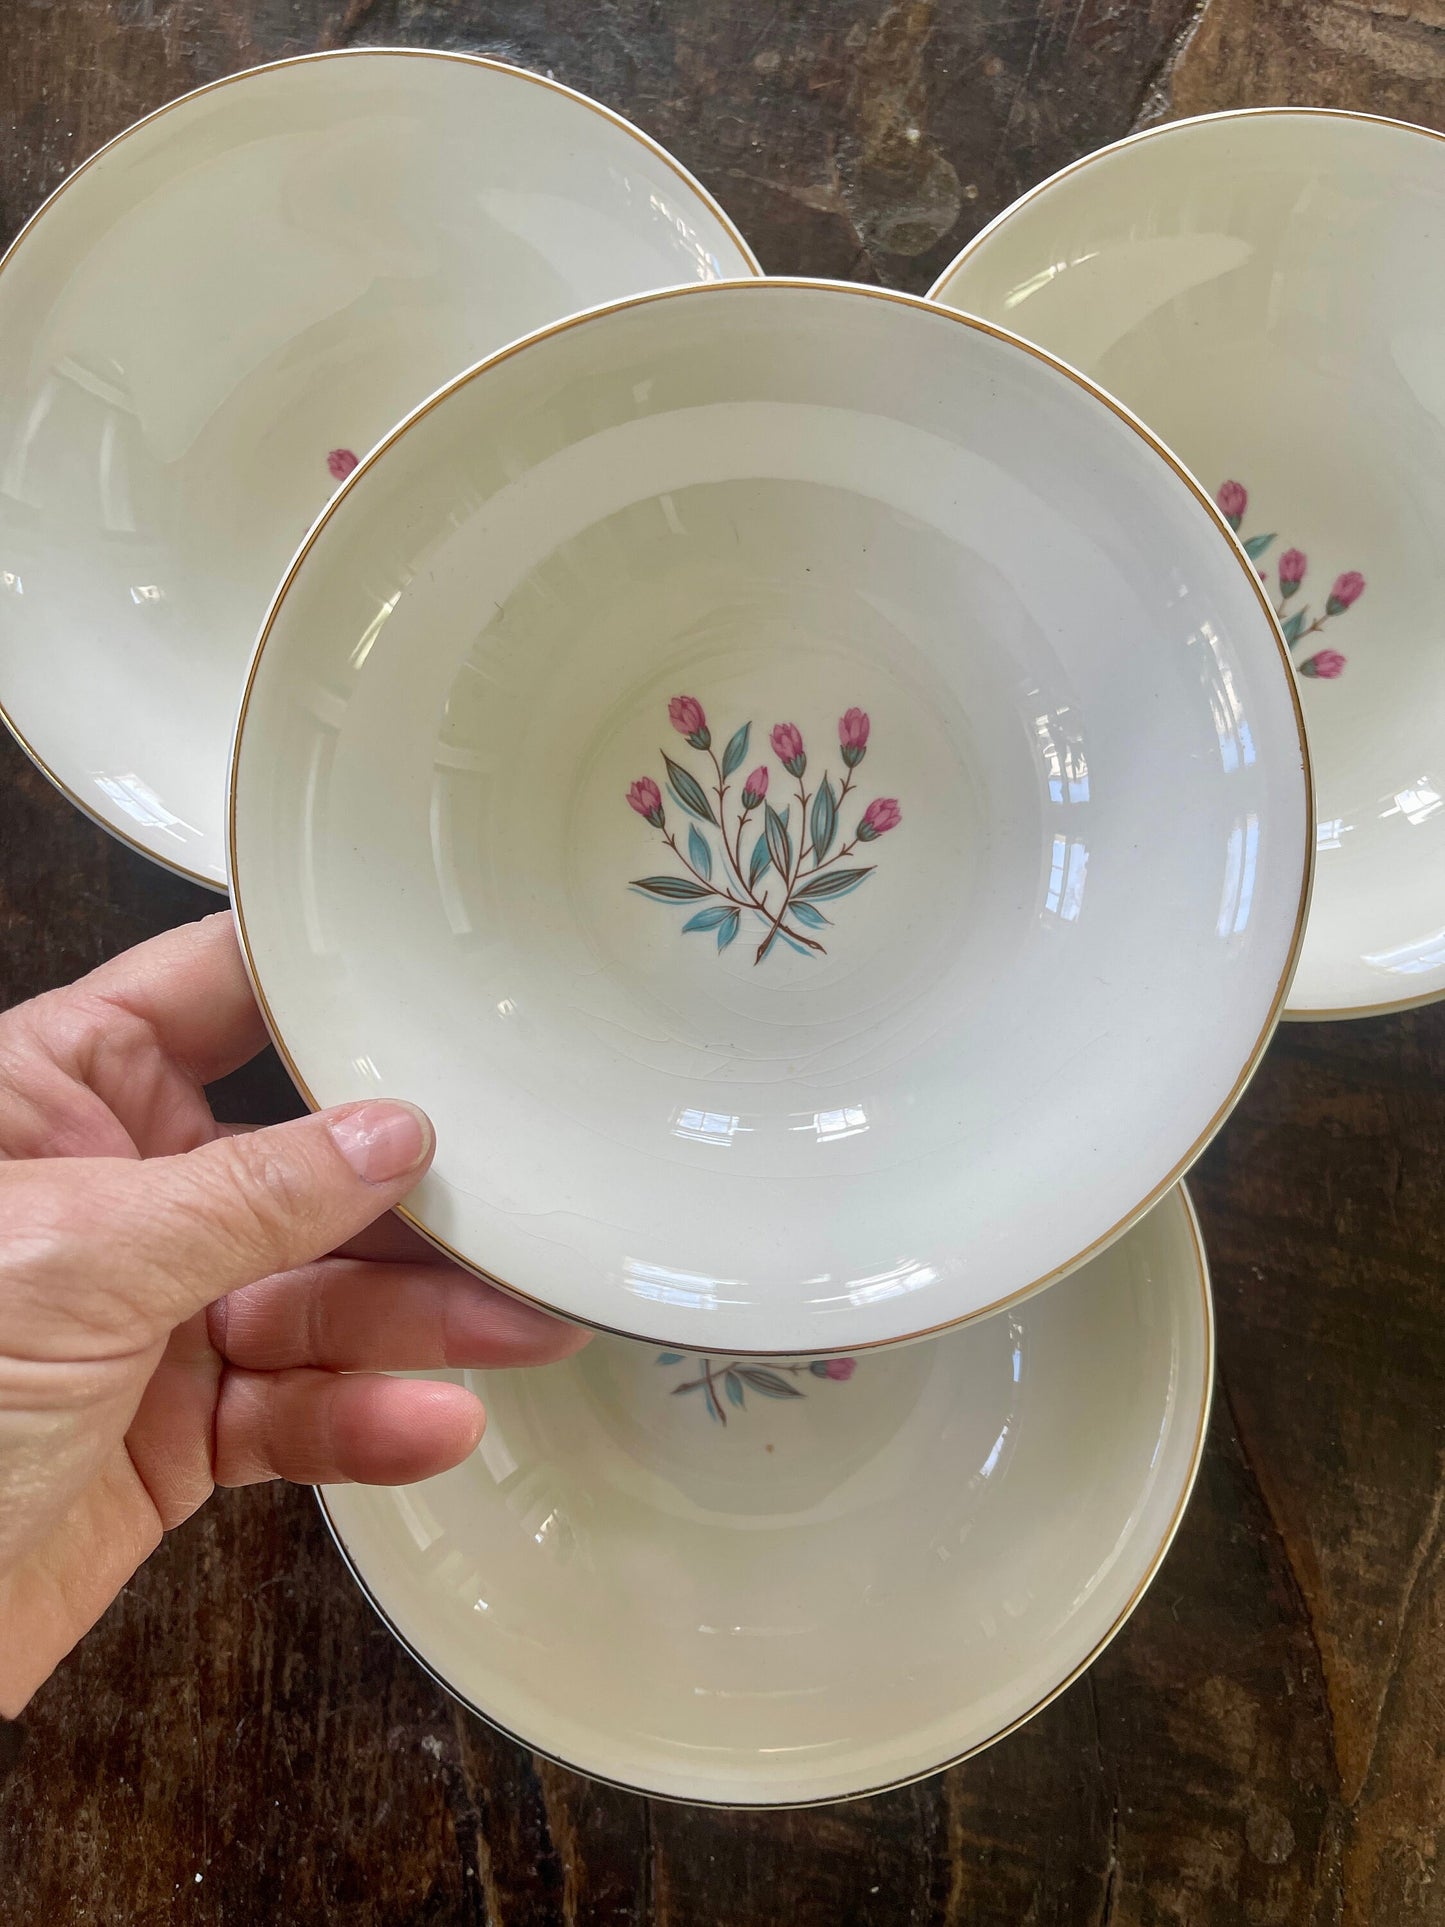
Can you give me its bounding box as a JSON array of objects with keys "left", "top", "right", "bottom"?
[{"left": 327, "top": 1101, "right": 433, "bottom": 1184}]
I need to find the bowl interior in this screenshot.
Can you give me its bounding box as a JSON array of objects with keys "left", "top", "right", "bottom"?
[
  {"left": 231, "top": 280, "right": 1307, "bottom": 1352},
  {"left": 934, "top": 111, "right": 1445, "bottom": 1017},
  {"left": 0, "top": 50, "right": 753, "bottom": 883},
  {"left": 321, "top": 1185, "right": 1211, "bottom": 1806}
]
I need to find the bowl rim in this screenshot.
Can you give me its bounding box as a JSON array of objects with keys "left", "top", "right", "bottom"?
[
  {"left": 315, "top": 1182, "right": 1215, "bottom": 1808},
  {"left": 0, "top": 42, "right": 762, "bottom": 892},
  {"left": 227, "top": 274, "right": 1314, "bottom": 1353},
  {"left": 930, "top": 104, "right": 1445, "bottom": 1026}
]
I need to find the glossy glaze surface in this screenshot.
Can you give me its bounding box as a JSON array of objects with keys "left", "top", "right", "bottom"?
[
  {"left": 230, "top": 279, "right": 1309, "bottom": 1352},
  {"left": 321, "top": 1185, "right": 1212, "bottom": 1806},
  {"left": 932, "top": 110, "right": 1445, "bottom": 1020},
  {"left": 0, "top": 48, "right": 757, "bottom": 885}
]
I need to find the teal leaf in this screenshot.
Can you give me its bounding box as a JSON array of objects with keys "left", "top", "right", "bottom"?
[
  {"left": 1281, "top": 609, "right": 1308, "bottom": 646},
  {"left": 656, "top": 1351, "right": 684, "bottom": 1365},
  {"left": 779, "top": 930, "right": 818, "bottom": 957},
  {"left": 791, "top": 901, "right": 831, "bottom": 929},
  {"left": 682, "top": 905, "right": 733, "bottom": 933},
  {"left": 663, "top": 753, "right": 716, "bottom": 823},
  {"left": 747, "top": 831, "right": 771, "bottom": 890},
  {"left": 717, "top": 909, "right": 740, "bottom": 952},
  {"left": 631, "top": 875, "right": 713, "bottom": 901},
  {"left": 738, "top": 1367, "right": 804, "bottom": 1399},
  {"left": 810, "top": 775, "right": 838, "bottom": 865},
  {"left": 687, "top": 824, "right": 712, "bottom": 880},
  {"left": 793, "top": 866, "right": 875, "bottom": 902},
  {"left": 1242, "top": 531, "right": 1276, "bottom": 562},
  {"left": 758, "top": 928, "right": 779, "bottom": 962},
  {"left": 721, "top": 722, "right": 751, "bottom": 779},
  {"left": 724, "top": 1370, "right": 745, "bottom": 1408},
  {"left": 764, "top": 802, "right": 793, "bottom": 880}
]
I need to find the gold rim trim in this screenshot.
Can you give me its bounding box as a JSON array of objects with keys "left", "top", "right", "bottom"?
[
  {"left": 931, "top": 103, "right": 1445, "bottom": 1026},
  {"left": 228, "top": 275, "right": 1313, "bottom": 1356},
  {"left": 0, "top": 44, "right": 761, "bottom": 894},
  {"left": 316, "top": 1184, "right": 1215, "bottom": 1809}
]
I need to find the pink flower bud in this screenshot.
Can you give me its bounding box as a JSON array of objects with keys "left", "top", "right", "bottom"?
[
  {"left": 327, "top": 447, "right": 359, "bottom": 481},
  {"left": 627, "top": 776, "right": 664, "bottom": 825},
  {"left": 740, "top": 765, "right": 769, "bottom": 809},
  {"left": 839, "top": 707, "right": 870, "bottom": 766},
  {"left": 825, "top": 1357, "right": 856, "bottom": 1381},
  {"left": 1277, "top": 548, "right": 1307, "bottom": 595},
  {"left": 857, "top": 796, "right": 901, "bottom": 840},
  {"left": 1216, "top": 480, "right": 1248, "bottom": 528},
  {"left": 668, "top": 695, "right": 709, "bottom": 747},
  {"left": 770, "top": 722, "right": 806, "bottom": 776},
  {"left": 1298, "top": 649, "right": 1347, "bottom": 679},
  {"left": 1326, "top": 571, "right": 1365, "bottom": 614}
]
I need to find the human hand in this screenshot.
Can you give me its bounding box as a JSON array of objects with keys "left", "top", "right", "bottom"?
[{"left": 0, "top": 913, "right": 584, "bottom": 1715}]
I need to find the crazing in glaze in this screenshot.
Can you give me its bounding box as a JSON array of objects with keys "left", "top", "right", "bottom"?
[
  {"left": 626, "top": 699, "right": 902, "bottom": 963},
  {"left": 656, "top": 1350, "right": 857, "bottom": 1424},
  {"left": 1217, "top": 481, "right": 1365, "bottom": 680}
]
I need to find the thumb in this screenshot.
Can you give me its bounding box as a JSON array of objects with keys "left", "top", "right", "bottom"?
[{"left": 113, "top": 1101, "right": 438, "bottom": 1328}]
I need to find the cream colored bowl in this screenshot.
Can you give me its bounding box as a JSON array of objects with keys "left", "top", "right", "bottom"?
[
  {"left": 0, "top": 48, "right": 757, "bottom": 886},
  {"left": 230, "top": 279, "right": 1309, "bottom": 1353},
  {"left": 322, "top": 1184, "right": 1212, "bottom": 1806},
  {"left": 932, "top": 109, "right": 1445, "bottom": 1020}
]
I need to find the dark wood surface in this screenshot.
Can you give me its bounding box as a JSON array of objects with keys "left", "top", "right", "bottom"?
[{"left": 2, "top": 3, "right": 1444, "bottom": 1921}]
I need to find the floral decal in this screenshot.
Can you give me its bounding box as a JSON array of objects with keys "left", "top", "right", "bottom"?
[
  {"left": 327, "top": 448, "right": 359, "bottom": 481},
  {"left": 626, "top": 699, "right": 902, "bottom": 963},
  {"left": 1218, "top": 480, "right": 1365, "bottom": 680},
  {"left": 656, "top": 1351, "right": 856, "bottom": 1425}
]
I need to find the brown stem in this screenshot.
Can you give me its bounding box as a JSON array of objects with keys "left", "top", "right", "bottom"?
[
  {"left": 795, "top": 776, "right": 812, "bottom": 868},
  {"left": 673, "top": 1358, "right": 728, "bottom": 1422},
  {"left": 807, "top": 835, "right": 860, "bottom": 879},
  {"left": 752, "top": 776, "right": 816, "bottom": 964},
  {"left": 708, "top": 748, "right": 769, "bottom": 911},
  {"left": 836, "top": 767, "right": 855, "bottom": 816},
  {"left": 661, "top": 830, "right": 823, "bottom": 956},
  {"left": 674, "top": 1357, "right": 812, "bottom": 1391},
  {"left": 707, "top": 748, "right": 730, "bottom": 839},
  {"left": 732, "top": 804, "right": 754, "bottom": 894},
  {"left": 702, "top": 1359, "right": 726, "bottom": 1424},
  {"left": 662, "top": 832, "right": 749, "bottom": 911},
  {"left": 799, "top": 767, "right": 854, "bottom": 877}
]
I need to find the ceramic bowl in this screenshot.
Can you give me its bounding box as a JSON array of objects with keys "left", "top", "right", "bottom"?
[
  {"left": 229, "top": 278, "right": 1309, "bottom": 1354},
  {"left": 931, "top": 109, "right": 1445, "bottom": 1020},
  {"left": 321, "top": 1183, "right": 1212, "bottom": 1806},
  {"left": 0, "top": 48, "right": 757, "bottom": 887}
]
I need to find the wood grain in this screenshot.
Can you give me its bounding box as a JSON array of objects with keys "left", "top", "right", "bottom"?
[{"left": 1, "top": 2, "right": 1443, "bottom": 1920}]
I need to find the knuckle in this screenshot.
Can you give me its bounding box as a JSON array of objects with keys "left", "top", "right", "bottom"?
[
  {"left": 0, "top": 1164, "right": 153, "bottom": 1344},
  {"left": 196, "top": 1134, "right": 324, "bottom": 1274}
]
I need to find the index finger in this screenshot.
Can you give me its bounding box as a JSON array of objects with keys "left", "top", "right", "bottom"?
[{"left": 54, "top": 912, "right": 267, "bottom": 1087}]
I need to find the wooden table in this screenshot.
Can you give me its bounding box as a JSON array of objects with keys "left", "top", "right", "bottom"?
[{"left": 2, "top": 4, "right": 1443, "bottom": 1921}]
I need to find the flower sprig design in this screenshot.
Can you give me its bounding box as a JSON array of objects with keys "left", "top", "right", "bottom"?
[
  {"left": 1217, "top": 480, "right": 1365, "bottom": 680},
  {"left": 626, "top": 698, "right": 902, "bottom": 964},
  {"left": 656, "top": 1351, "right": 856, "bottom": 1425}
]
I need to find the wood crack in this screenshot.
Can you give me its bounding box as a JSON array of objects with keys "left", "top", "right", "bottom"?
[
  {"left": 1216, "top": 1363, "right": 1344, "bottom": 1798},
  {"left": 1087, "top": 1672, "right": 1121, "bottom": 1927},
  {"left": 1129, "top": 0, "right": 1214, "bottom": 125},
  {"left": 1349, "top": 1455, "right": 1445, "bottom": 1804}
]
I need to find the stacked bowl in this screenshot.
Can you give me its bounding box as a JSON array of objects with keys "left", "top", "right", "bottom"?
[{"left": 3, "top": 49, "right": 1439, "bottom": 1803}]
